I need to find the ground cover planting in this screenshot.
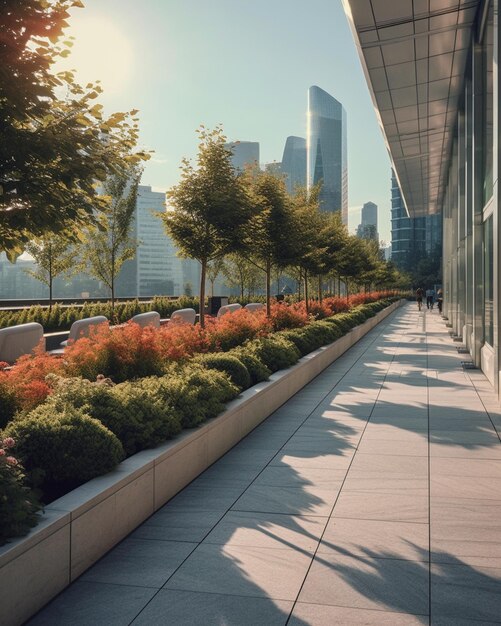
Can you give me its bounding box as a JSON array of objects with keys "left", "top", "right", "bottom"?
[{"left": 0, "top": 292, "right": 399, "bottom": 544}]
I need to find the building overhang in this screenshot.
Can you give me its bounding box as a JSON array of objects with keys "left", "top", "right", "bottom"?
[{"left": 342, "top": 0, "right": 481, "bottom": 218}]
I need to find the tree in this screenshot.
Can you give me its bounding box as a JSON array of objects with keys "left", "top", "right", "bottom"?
[
  {"left": 0, "top": 0, "right": 149, "bottom": 257},
  {"left": 24, "top": 234, "right": 75, "bottom": 308},
  {"left": 241, "top": 168, "right": 296, "bottom": 316},
  {"left": 162, "top": 126, "right": 250, "bottom": 327},
  {"left": 222, "top": 254, "right": 262, "bottom": 299},
  {"left": 290, "top": 185, "right": 325, "bottom": 310},
  {"left": 80, "top": 169, "right": 140, "bottom": 311},
  {"left": 206, "top": 258, "right": 225, "bottom": 297}
]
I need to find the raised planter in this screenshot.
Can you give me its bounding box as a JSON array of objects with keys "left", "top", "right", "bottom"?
[{"left": 0, "top": 299, "right": 403, "bottom": 626}]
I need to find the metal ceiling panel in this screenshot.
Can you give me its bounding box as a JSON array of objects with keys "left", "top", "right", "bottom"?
[{"left": 342, "top": 0, "right": 480, "bottom": 217}]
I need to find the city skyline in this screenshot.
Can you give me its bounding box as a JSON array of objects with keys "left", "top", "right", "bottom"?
[{"left": 55, "top": 0, "right": 393, "bottom": 242}]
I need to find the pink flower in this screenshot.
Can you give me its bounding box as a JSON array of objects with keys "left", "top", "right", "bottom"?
[
  {"left": 5, "top": 456, "right": 18, "bottom": 466},
  {"left": 0, "top": 449, "right": 5, "bottom": 456},
  {"left": 2, "top": 437, "right": 15, "bottom": 448}
]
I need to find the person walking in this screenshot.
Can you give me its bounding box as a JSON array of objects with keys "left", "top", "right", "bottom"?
[
  {"left": 437, "top": 289, "right": 443, "bottom": 314},
  {"left": 426, "top": 287, "right": 435, "bottom": 310},
  {"left": 416, "top": 287, "right": 424, "bottom": 311}
]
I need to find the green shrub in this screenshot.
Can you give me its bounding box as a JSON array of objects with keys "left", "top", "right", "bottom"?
[
  {"left": 196, "top": 354, "right": 251, "bottom": 390},
  {"left": 0, "top": 381, "right": 18, "bottom": 429},
  {"left": 228, "top": 347, "right": 271, "bottom": 385},
  {"left": 5, "top": 405, "right": 124, "bottom": 502},
  {"left": 0, "top": 437, "right": 40, "bottom": 546},
  {"left": 156, "top": 364, "right": 239, "bottom": 428},
  {"left": 245, "top": 335, "right": 300, "bottom": 373},
  {"left": 47, "top": 376, "right": 181, "bottom": 456},
  {"left": 280, "top": 328, "right": 318, "bottom": 357}
]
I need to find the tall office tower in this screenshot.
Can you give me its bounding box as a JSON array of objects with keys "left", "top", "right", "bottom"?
[
  {"left": 390, "top": 171, "right": 426, "bottom": 270},
  {"left": 264, "top": 162, "right": 282, "bottom": 175},
  {"left": 281, "top": 136, "right": 306, "bottom": 195},
  {"left": 132, "top": 185, "right": 184, "bottom": 296},
  {"left": 224, "top": 141, "right": 260, "bottom": 172},
  {"left": 357, "top": 201, "right": 379, "bottom": 240},
  {"left": 307, "top": 86, "right": 348, "bottom": 223}
]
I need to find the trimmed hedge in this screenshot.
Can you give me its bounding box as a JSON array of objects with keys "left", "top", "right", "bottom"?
[
  {"left": 196, "top": 354, "right": 251, "bottom": 391},
  {"left": 5, "top": 405, "right": 124, "bottom": 502},
  {"left": 244, "top": 335, "right": 301, "bottom": 373}
]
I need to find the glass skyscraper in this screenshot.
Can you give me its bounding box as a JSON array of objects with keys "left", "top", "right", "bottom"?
[
  {"left": 224, "top": 141, "right": 259, "bottom": 173},
  {"left": 307, "top": 86, "right": 348, "bottom": 224},
  {"left": 281, "top": 136, "right": 306, "bottom": 195}
]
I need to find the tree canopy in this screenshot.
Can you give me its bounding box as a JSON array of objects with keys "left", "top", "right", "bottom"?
[{"left": 0, "top": 0, "right": 149, "bottom": 257}]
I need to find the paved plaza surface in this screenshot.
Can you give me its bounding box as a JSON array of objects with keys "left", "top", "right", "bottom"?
[{"left": 29, "top": 303, "right": 501, "bottom": 625}]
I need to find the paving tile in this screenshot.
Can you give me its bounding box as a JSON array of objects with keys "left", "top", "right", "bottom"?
[
  {"left": 298, "top": 553, "right": 429, "bottom": 614},
  {"left": 430, "top": 497, "right": 501, "bottom": 526},
  {"left": 349, "top": 453, "right": 429, "bottom": 477},
  {"left": 356, "top": 438, "right": 428, "bottom": 457},
  {"left": 332, "top": 490, "right": 428, "bottom": 523},
  {"left": 131, "top": 589, "right": 293, "bottom": 625},
  {"left": 319, "top": 518, "right": 429, "bottom": 561},
  {"left": 164, "top": 543, "right": 313, "bottom": 600},
  {"left": 430, "top": 475, "right": 501, "bottom": 501},
  {"left": 430, "top": 458, "right": 501, "bottom": 477},
  {"left": 231, "top": 484, "right": 337, "bottom": 516},
  {"left": 130, "top": 509, "right": 224, "bottom": 543},
  {"left": 28, "top": 581, "right": 156, "bottom": 626},
  {"left": 431, "top": 562, "right": 501, "bottom": 623},
  {"left": 80, "top": 538, "right": 196, "bottom": 588},
  {"left": 289, "top": 603, "right": 429, "bottom": 625},
  {"left": 253, "top": 465, "right": 347, "bottom": 489},
  {"left": 430, "top": 443, "right": 501, "bottom": 460},
  {"left": 271, "top": 449, "right": 354, "bottom": 470},
  {"left": 203, "top": 510, "right": 326, "bottom": 551},
  {"left": 166, "top": 485, "right": 246, "bottom": 512},
  {"left": 430, "top": 429, "right": 500, "bottom": 444}
]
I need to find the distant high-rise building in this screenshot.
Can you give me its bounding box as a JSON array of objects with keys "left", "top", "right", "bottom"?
[
  {"left": 264, "top": 162, "right": 282, "bottom": 175},
  {"left": 281, "top": 136, "right": 306, "bottom": 195},
  {"left": 390, "top": 171, "right": 426, "bottom": 269},
  {"left": 356, "top": 201, "right": 378, "bottom": 240},
  {"left": 307, "top": 86, "right": 348, "bottom": 223},
  {"left": 129, "top": 185, "right": 184, "bottom": 296},
  {"left": 224, "top": 141, "right": 260, "bottom": 172}
]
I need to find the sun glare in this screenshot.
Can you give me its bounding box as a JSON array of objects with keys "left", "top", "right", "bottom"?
[{"left": 56, "top": 16, "right": 133, "bottom": 94}]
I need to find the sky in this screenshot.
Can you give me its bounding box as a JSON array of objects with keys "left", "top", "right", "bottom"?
[{"left": 57, "top": 0, "right": 393, "bottom": 243}]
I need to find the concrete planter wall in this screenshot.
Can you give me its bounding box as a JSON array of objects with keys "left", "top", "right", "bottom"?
[{"left": 0, "top": 300, "right": 402, "bottom": 626}]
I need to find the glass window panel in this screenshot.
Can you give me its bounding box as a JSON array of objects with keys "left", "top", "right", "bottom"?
[
  {"left": 483, "top": 1, "right": 494, "bottom": 205},
  {"left": 483, "top": 215, "right": 494, "bottom": 346}
]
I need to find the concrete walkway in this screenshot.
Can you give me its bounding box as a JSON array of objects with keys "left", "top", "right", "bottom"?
[{"left": 29, "top": 303, "right": 501, "bottom": 625}]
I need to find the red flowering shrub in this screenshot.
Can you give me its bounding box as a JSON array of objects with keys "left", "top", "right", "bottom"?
[
  {"left": 269, "top": 302, "right": 309, "bottom": 331},
  {"left": 305, "top": 300, "right": 332, "bottom": 320},
  {"left": 323, "top": 297, "right": 351, "bottom": 315},
  {"left": 0, "top": 347, "right": 64, "bottom": 417},
  {"left": 206, "top": 309, "right": 271, "bottom": 351},
  {"left": 64, "top": 322, "right": 166, "bottom": 382},
  {"left": 156, "top": 323, "right": 214, "bottom": 361}
]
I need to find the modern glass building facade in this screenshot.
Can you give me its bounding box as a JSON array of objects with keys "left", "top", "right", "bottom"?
[
  {"left": 281, "top": 136, "right": 306, "bottom": 195},
  {"left": 307, "top": 86, "right": 348, "bottom": 224},
  {"left": 224, "top": 141, "right": 260, "bottom": 173},
  {"left": 344, "top": 0, "right": 501, "bottom": 392}
]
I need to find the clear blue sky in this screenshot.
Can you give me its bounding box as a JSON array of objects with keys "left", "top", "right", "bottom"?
[{"left": 61, "top": 0, "right": 392, "bottom": 242}]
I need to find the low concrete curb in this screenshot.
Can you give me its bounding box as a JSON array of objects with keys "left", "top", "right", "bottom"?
[{"left": 0, "top": 300, "right": 402, "bottom": 626}]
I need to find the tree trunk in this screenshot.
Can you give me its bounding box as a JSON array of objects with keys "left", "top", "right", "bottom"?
[
  {"left": 49, "top": 278, "right": 53, "bottom": 313},
  {"left": 346, "top": 279, "right": 349, "bottom": 301},
  {"left": 304, "top": 270, "right": 309, "bottom": 313},
  {"left": 199, "top": 261, "right": 206, "bottom": 328},
  {"left": 111, "top": 281, "right": 115, "bottom": 313},
  {"left": 265, "top": 260, "right": 271, "bottom": 318},
  {"left": 318, "top": 275, "right": 323, "bottom": 303}
]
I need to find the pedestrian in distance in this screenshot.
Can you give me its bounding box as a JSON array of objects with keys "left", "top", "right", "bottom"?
[
  {"left": 416, "top": 287, "right": 424, "bottom": 311},
  {"left": 426, "top": 287, "right": 435, "bottom": 310},
  {"left": 437, "top": 289, "right": 443, "bottom": 314}
]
